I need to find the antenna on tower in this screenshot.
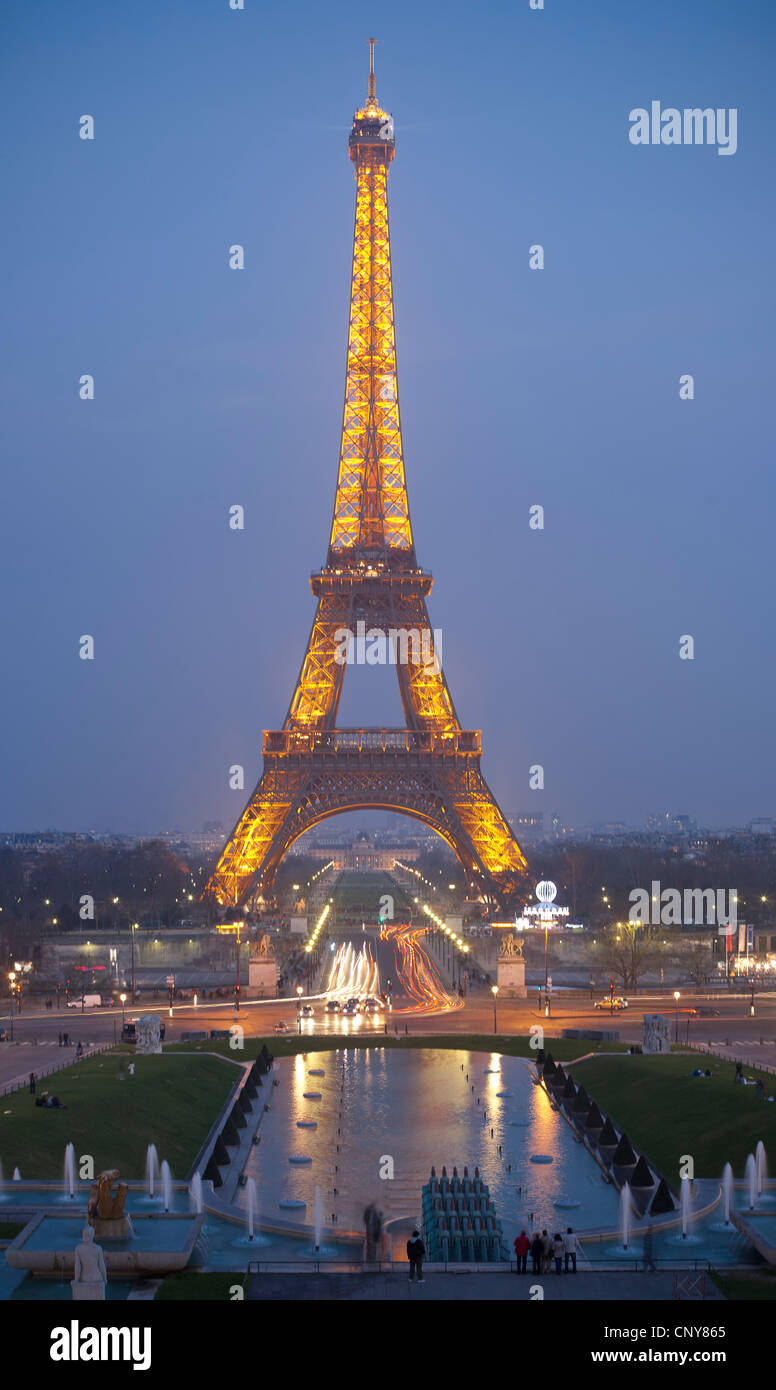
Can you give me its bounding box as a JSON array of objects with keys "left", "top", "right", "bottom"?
[{"left": 367, "top": 37, "right": 377, "bottom": 101}]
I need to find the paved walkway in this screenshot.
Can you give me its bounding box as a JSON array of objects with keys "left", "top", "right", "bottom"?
[
  {"left": 689, "top": 1040, "right": 776, "bottom": 1075},
  {"left": 246, "top": 1270, "right": 724, "bottom": 1301},
  {"left": 0, "top": 1042, "right": 107, "bottom": 1094}
]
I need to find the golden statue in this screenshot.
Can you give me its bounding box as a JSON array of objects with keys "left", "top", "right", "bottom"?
[{"left": 87, "top": 1170, "right": 128, "bottom": 1222}]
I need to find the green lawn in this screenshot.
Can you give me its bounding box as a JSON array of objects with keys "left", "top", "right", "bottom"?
[
  {"left": 570, "top": 1053, "right": 776, "bottom": 1182},
  {"left": 0, "top": 1051, "right": 240, "bottom": 1179},
  {"left": 155, "top": 1271, "right": 246, "bottom": 1301}
]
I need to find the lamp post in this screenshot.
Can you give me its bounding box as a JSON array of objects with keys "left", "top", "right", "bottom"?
[
  {"left": 120, "top": 992, "right": 127, "bottom": 1027},
  {"left": 215, "top": 922, "right": 243, "bottom": 1015},
  {"left": 524, "top": 881, "right": 568, "bottom": 1009},
  {"left": 130, "top": 923, "right": 137, "bottom": 1001},
  {"left": 296, "top": 984, "right": 304, "bottom": 1034},
  {"left": 7, "top": 972, "right": 15, "bottom": 1041},
  {"left": 491, "top": 984, "right": 498, "bottom": 1035},
  {"left": 673, "top": 990, "right": 680, "bottom": 1043}
]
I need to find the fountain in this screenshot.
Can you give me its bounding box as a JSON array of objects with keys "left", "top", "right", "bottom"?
[
  {"left": 314, "top": 1185, "right": 323, "bottom": 1252},
  {"left": 189, "top": 1172, "right": 203, "bottom": 1214},
  {"left": 745, "top": 1153, "right": 757, "bottom": 1210},
  {"left": 12, "top": 1168, "right": 21, "bottom": 1181},
  {"left": 246, "top": 1177, "right": 257, "bottom": 1240},
  {"left": 64, "top": 1142, "right": 76, "bottom": 1199},
  {"left": 722, "top": 1163, "right": 734, "bottom": 1225},
  {"left": 756, "top": 1141, "right": 768, "bottom": 1196},
  {"left": 680, "top": 1175, "right": 692, "bottom": 1237},
  {"left": 161, "top": 1160, "right": 172, "bottom": 1213},
  {"left": 146, "top": 1144, "right": 159, "bottom": 1198},
  {"left": 620, "top": 1182, "right": 633, "bottom": 1249}
]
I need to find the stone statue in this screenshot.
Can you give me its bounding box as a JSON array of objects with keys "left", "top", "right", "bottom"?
[
  {"left": 496, "top": 933, "right": 527, "bottom": 997},
  {"left": 249, "top": 935, "right": 278, "bottom": 995},
  {"left": 71, "top": 1225, "right": 107, "bottom": 1301},
  {"left": 642, "top": 1014, "right": 672, "bottom": 1055},
  {"left": 135, "top": 1014, "right": 162, "bottom": 1054}
]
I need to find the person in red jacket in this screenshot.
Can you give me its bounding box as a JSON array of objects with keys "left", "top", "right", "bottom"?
[{"left": 513, "top": 1229, "right": 530, "bottom": 1274}]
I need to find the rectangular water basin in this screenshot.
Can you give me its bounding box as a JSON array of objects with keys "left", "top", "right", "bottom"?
[{"left": 6, "top": 1212, "right": 204, "bottom": 1274}]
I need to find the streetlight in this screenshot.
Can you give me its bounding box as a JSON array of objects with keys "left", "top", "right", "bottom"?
[
  {"left": 7, "top": 972, "right": 15, "bottom": 1041},
  {"left": 296, "top": 984, "right": 304, "bottom": 1033},
  {"left": 491, "top": 984, "right": 498, "bottom": 1035},
  {"left": 215, "top": 922, "right": 243, "bottom": 1014},
  {"left": 119, "top": 992, "right": 127, "bottom": 1027},
  {"left": 131, "top": 923, "right": 137, "bottom": 1001},
  {"left": 673, "top": 990, "right": 680, "bottom": 1043}
]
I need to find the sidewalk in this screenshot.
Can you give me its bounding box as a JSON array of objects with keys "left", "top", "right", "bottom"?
[{"left": 246, "top": 1269, "right": 724, "bottom": 1301}]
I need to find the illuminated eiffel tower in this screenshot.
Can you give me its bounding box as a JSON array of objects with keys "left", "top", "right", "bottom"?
[{"left": 206, "top": 41, "right": 529, "bottom": 913}]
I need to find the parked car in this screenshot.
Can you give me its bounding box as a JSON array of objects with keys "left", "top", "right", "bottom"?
[
  {"left": 274, "top": 1020, "right": 290, "bottom": 1034},
  {"left": 594, "top": 996, "right": 629, "bottom": 1011},
  {"left": 68, "top": 993, "right": 102, "bottom": 1010}
]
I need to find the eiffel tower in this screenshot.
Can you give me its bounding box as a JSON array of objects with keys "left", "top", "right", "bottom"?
[{"left": 206, "top": 41, "right": 530, "bottom": 914}]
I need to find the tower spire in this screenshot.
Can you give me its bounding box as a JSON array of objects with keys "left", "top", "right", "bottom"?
[{"left": 367, "top": 37, "right": 377, "bottom": 103}]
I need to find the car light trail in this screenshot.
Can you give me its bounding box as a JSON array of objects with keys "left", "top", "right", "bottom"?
[
  {"left": 324, "top": 941, "right": 380, "bottom": 1000},
  {"left": 381, "top": 923, "right": 460, "bottom": 1014}
]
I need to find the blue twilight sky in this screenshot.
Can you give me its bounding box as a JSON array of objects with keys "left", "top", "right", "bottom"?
[{"left": 0, "top": 0, "right": 774, "bottom": 836}]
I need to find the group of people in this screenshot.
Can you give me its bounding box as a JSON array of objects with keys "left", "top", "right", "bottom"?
[
  {"left": 735, "top": 1060, "right": 771, "bottom": 1099},
  {"left": 34, "top": 1092, "right": 66, "bottom": 1108},
  {"left": 513, "top": 1227, "right": 578, "bottom": 1274},
  {"left": 403, "top": 1226, "right": 578, "bottom": 1282}
]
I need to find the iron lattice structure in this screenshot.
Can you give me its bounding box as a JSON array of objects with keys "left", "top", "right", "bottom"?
[{"left": 205, "top": 43, "right": 530, "bottom": 913}]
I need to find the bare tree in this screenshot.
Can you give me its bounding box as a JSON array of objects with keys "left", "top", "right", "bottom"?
[{"left": 598, "top": 921, "right": 665, "bottom": 991}]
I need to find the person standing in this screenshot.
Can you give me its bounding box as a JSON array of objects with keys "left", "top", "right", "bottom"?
[
  {"left": 542, "top": 1229, "right": 553, "bottom": 1274},
  {"left": 514, "top": 1229, "right": 529, "bottom": 1274},
  {"left": 553, "top": 1232, "right": 564, "bottom": 1273},
  {"left": 407, "top": 1229, "right": 425, "bottom": 1283},
  {"left": 530, "top": 1231, "right": 543, "bottom": 1275},
  {"left": 29, "top": 1072, "right": 36, "bottom": 1094},
  {"left": 564, "top": 1227, "right": 577, "bottom": 1273}
]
